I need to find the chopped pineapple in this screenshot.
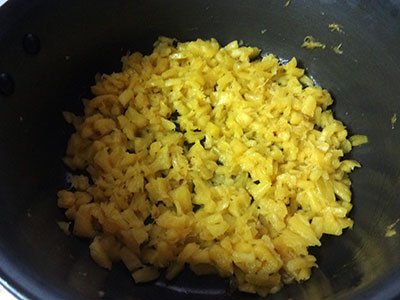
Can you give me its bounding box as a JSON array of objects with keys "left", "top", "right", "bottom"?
[{"left": 58, "top": 37, "right": 363, "bottom": 296}]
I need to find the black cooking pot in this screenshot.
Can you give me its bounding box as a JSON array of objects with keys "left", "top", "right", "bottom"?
[{"left": 0, "top": 0, "right": 399, "bottom": 299}]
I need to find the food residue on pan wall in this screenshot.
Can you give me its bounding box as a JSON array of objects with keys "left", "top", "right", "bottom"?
[
  {"left": 260, "top": 29, "right": 267, "bottom": 34},
  {"left": 332, "top": 43, "right": 343, "bottom": 55},
  {"left": 391, "top": 113, "right": 397, "bottom": 129},
  {"left": 329, "top": 23, "right": 343, "bottom": 33},
  {"left": 284, "top": 0, "right": 291, "bottom": 7},
  {"left": 302, "top": 23, "right": 344, "bottom": 54},
  {"left": 57, "top": 221, "right": 71, "bottom": 235},
  {"left": 385, "top": 219, "right": 399, "bottom": 237},
  {"left": 301, "top": 36, "right": 326, "bottom": 49}
]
